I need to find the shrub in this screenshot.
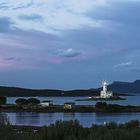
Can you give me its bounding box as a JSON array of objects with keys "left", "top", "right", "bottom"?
[
  {"left": 0, "top": 96, "right": 6, "bottom": 105},
  {"left": 27, "top": 98, "right": 40, "bottom": 105},
  {"left": 95, "top": 102, "right": 107, "bottom": 109},
  {"left": 15, "top": 98, "right": 28, "bottom": 105}
]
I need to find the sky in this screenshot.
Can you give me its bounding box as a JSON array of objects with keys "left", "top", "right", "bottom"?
[{"left": 0, "top": 0, "right": 140, "bottom": 90}]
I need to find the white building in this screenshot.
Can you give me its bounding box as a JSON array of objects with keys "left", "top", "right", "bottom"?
[
  {"left": 40, "top": 100, "right": 53, "bottom": 107},
  {"left": 100, "top": 82, "right": 113, "bottom": 98},
  {"left": 63, "top": 102, "right": 75, "bottom": 109}
]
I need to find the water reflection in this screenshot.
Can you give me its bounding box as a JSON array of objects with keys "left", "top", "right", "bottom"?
[
  {"left": 0, "top": 113, "right": 9, "bottom": 124},
  {"left": 3, "top": 112, "right": 140, "bottom": 127},
  {"left": 41, "top": 113, "right": 56, "bottom": 126},
  {"left": 15, "top": 112, "right": 40, "bottom": 125},
  {"left": 95, "top": 112, "right": 140, "bottom": 124},
  {"left": 63, "top": 112, "right": 75, "bottom": 117}
]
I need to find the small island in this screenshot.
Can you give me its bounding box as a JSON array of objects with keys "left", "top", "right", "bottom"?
[
  {"left": 76, "top": 81, "right": 126, "bottom": 101},
  {"left": 0, "top": 96, "right": 139, "bottom": 113}
]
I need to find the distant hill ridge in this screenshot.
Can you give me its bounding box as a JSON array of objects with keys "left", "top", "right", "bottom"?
[
  {"left": 0, "top": 80, "right": 140, "bottom": 96},
  {"left": 0, "top": 86, "right": 99, "bottom": 97},
  {"left": 107, "top": 80, "right": 140, "bottom": 93}
]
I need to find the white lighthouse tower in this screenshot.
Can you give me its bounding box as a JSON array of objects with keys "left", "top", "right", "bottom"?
[{"left": 100, "top": 81, "right": 113, "bottom": 98}]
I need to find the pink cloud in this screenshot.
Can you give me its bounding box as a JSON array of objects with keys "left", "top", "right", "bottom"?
[{"left": 0, "top": 60, "right": 15, "bottom": 71}]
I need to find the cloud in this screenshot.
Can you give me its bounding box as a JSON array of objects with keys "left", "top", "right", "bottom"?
[
  {"left": 113, "top": 61, "right": 132, "bottom": 69},
  {"left": 0, "top": 2, "right": 9, "bottom": 10},
  {"left": 0, "top": 0, "right": 108, "bottom": 33},
  {"left": 56, "top": 48, "right": 81, "bottom": 57},
  {"left": 88, "top": 0, "right": 140, "bottom": 36},
  {"left": 3, "top": 57, "right": 17, "bottom": 61},
  {"left": 19, "top": 14, "right": 43, "bottom": 21},
  {"left": 0, "top": 17, "right": 14, "bottom": 32},
  {"left": 13, "top": 1, "right": 34, "bottom": 10},
  {"left": 1, "top": 0, "right": 140, "bottom": 34},
  {"left": 1, "top": 0, "right": 140, "bottom": 89},
  {"left": 131, "top": 67, "right": 140, "bottom": 73}
]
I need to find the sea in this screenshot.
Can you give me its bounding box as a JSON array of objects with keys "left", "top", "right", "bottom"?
[{"left": 0, "top": 95, "right": 140, "bottom": 127}]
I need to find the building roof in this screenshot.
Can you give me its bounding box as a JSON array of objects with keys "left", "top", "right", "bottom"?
[
  {"left": 64, "top": 102, "right": 75, "bottom": 105},
  {"left": 42, "top": 100, "right": 53, "bottom": 103}
]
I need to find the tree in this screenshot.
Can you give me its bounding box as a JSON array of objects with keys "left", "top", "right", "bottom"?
[
  {"left": 27, "top": 98, "right": 40, "bottom": 105},
  {"left": 0, "top": 96, "right": 6, "bottom": 105},
  {"left": 15, "top": 98, "right": 28, "bottom": 105}
]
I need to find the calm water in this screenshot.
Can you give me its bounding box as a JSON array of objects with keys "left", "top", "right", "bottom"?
[
  {"left": 3, "top": 95, "right": 140, "bottom": 127},
  {"left": 1, "top": 112, "right": 140, "bottom": 127}
]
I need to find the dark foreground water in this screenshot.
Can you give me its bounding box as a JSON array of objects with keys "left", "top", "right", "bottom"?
[{"left": 1, "top": 112, "right": 140, "bottom": 127}]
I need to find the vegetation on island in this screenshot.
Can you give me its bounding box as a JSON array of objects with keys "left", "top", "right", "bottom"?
[
  {"left": 15, "top": 98, "right": 28, "bottom": 105},
  {"left": 16, "top": 98, "right": 40, "bottom": 105},
  {"left": 0, "top": 97, "right": 140, "bottom": 113},
  {"left": 0, "top": 115, "right": 140, "bottom": 140},
  {"left": 0, "top": 96, "right": 6, "bottom": 105},
  {"left": 95, "top": 102, "right": 140, "bottom": 112}
]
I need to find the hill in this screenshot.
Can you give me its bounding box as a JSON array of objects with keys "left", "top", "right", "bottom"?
[
  {"left": 0, "top": 86, "right": 100, "bottom": 97},
  {"left": 107, "top": 80, "right": 140, "bottom": 93}
]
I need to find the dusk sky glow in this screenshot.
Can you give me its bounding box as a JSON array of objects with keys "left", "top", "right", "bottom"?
[{"left": 0, "top": 0, "right": 140, "bottom": 89}]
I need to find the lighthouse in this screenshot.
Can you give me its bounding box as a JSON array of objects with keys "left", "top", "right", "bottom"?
[
  {"left": 100, "top": 81, "right": 113, "bottom": 98},
  {"left": 103, "top": 82, "right": 107, "bottom": 92}
]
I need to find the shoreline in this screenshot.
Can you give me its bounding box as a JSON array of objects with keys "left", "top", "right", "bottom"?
[
  {"left": 75, "top": 97, "right": 126, "bottom": 101},
  {"left": 1, "top": 104, "right": 140, "bottom": 113}
]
